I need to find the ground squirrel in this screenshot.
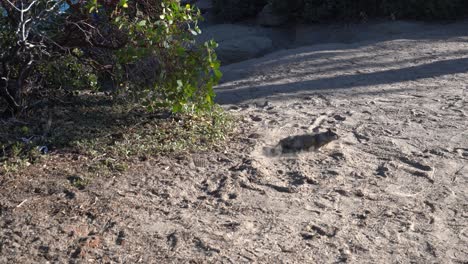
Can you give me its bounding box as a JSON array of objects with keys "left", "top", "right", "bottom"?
[
  {"left": 276, "top": 128, "right": 339, "bottom": 154},
  {"left": 263, "top": 129, "right": 339, "bottom": 156}
]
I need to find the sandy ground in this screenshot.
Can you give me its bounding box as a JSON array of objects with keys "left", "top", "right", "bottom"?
[{"left": 1, "top": 21, "right": 468, "bottom": 263}]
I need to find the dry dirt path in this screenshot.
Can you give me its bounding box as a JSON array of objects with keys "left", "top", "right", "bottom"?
[
  {"left": 1, "top": 22, "right": 467, "bottom": 263},
  {"left": 213, "top": 35, "right": 468, "bottom": 263}
]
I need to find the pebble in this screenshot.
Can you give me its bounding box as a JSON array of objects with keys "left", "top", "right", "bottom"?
[{"left": 333, "top": 114, "right": 346, "bottom": 121}]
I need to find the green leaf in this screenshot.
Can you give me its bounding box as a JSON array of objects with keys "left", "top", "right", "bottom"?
[
  {"left": 119, "top": 0, "right": 128, "bottom": 8},
  {"left": 214, "top": 68, "right": 222, "bottom": 80}
]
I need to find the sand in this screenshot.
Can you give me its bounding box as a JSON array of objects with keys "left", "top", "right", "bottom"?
[{"left": 1, "top": 20, "right": 467, "bottom": 263}]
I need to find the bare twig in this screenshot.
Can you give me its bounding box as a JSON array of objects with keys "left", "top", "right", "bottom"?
[{"left": 16, "top": 199, "right": 28, "bottom": 208}]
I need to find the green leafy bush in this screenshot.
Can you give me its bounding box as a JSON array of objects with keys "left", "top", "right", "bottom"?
[
  {"left": 38, "top": 52, "right": 99, "bottom": 92},
  {"left": 114, "top": 1, "right": 221, "bottom": 112},
  {"left": 0, "top": 0, "right": 220, "bottom": 116}
]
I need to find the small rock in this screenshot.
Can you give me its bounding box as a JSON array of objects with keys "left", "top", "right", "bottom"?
[
  {"left": 300, "top": 232, "right": 315, "bottom": 240},
  {"left": 305, "top": 176, "right": 318, "bottom": 185},
  {"left": 340, "top": 248, "right": 352, "bottom": 258},
  {"left": 333, "top": 114, "right": 346, "bottom": 121},
  {"left": 455, "top": 148, "right": 468, "bottom": 157},
  {"left": 354, "top": 189, "right": 365, "bottom": 197},
  {"left": 384, "top": 210, "right": 394, "bottom": 217},
  {"left": 219, "top": 193, "right": 230, "bottom": 202}
]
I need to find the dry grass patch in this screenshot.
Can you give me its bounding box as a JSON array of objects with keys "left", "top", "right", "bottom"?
[{"left": 0, "top": 93, "right": 234, "bottom": 177}]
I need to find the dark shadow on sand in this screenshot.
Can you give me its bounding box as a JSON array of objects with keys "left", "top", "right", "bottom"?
[{"left": 216, "top": 56, "right": 468, "bottom": 104}]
